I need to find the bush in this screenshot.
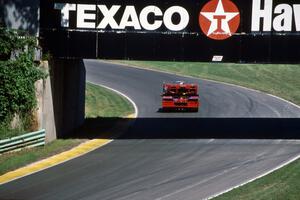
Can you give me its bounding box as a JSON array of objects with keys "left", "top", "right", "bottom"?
[
  {"left": 0, "top": 27, "right": 46, "bottom": 138},
  {"left": 0, "top": 28, "right": 32, "bottom": 60}
]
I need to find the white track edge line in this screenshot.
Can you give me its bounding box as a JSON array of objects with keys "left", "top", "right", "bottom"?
[
  {"left": 206, "top": 153, "right": 300, "bottom": 200},
  {"left": 87, "top": 81, "right": 139, "bottom": 118},
  {"left": 1, "top": 82, "right": 138, "bottom": 186},
  {"left": 100, "top": 60, "right": 300, "bottom": 110},
  {"left": 97, "top": 60, "right": 300, "bottom": 198}
]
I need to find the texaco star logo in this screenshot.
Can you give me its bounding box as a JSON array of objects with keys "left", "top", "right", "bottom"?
[{"left": 199, "top": 0, "right": 240, "bottom": 40}]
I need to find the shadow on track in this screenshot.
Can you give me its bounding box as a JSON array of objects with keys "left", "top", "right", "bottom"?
[{"left": 68, "top": 117, "right": 300, "bottom": 140}]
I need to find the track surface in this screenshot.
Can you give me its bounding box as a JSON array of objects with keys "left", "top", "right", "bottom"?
[
  {"left": 1, "top": 60, "right": 300, "bottom": 200},
  {"left": 88, "top": 61, "right": 300, "bottom": 118}
]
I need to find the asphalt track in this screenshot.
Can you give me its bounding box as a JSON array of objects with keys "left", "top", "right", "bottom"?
[
  {"left": 88, "top": 61, "right": 300, "bottom": 118},
  {"left": 1, "top": 60, "right": 300, "bottom": 200}
]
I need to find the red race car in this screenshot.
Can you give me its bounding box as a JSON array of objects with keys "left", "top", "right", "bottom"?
[{"left": 161, "top": 81, "right": 200, "bottom": 112}]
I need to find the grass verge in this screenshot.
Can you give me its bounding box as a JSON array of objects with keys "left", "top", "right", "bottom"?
[
  {"left": 85, "top": 82, "right": 134, "bottom": 118},
  {"left": 0, "top": 113, "right": 38, "bottom": 140},
  {"left": 113, "top": 60, "right": 300, "bottom": 199},
  {"left": 213, "top": 158, "right": 300, "bottom": 200},
  {"left": 0, "top": 82, "right": 134, "bottom": 175},
  {"left": 0, "top": 125, "right": 26, "bottom": 140},
  {"left": 0, "top": 139, "right": 82, "bottom": 175},
  {"left": 115, "top": 60, "right": 300, "bottom": 106}
]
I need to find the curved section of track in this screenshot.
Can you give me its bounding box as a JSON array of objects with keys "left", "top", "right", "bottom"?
[
  {"left": 1, "top": 60, "right": 300, "bottom": 200},
  {"left": 86, "top": 60, "right": 300, "bottom": 118}
]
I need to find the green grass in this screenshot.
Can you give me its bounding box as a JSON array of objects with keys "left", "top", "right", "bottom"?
[
  {"left": 0, "top": 83, "right": 134, "bottom": 175},
  {"left": 115, "top": 60, "right": 300, "bottom": 105},
  {"left": 114, "top": 60, "right": 300, "bottom": 199},
  {"left": 0, "top": 125, "right": 26, "bottom": 140},
  {"left": 213, "top": 158, "right": 300, "bottom": 200},
  {"left": 0, "top": 114, "right": 36, "bottom": 140},
  {"left": 0, "top": 139, "right": 82, "bottom": 175},
  {"left": 85, "top": 82, "right": 134, "bottom": 118}
]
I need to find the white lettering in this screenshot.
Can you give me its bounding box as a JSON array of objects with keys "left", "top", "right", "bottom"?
[
  {"left": 163, "top": 6, "right": 189, "bottom": 31},
  {"left": 54, "top": 4, "right": 190, "bottom": 31},
  {"left": 119, "top": 6, "right": 141, "bottom": 29},
  {"left": 293, "top": 5, "right": 300, "bottom": 31},
  {"left": 273, "top": 4, "right": 292, "bottom": 31},
  {"left": 97, "top": 5, "right": 120, "bottom": 29},
  {"left": 251, "top": 0, "right": 273, "bottom": 31},
  {"left": 77, "top": 4, "right": 96, "bottom": 28},
  {"left": 139, "top": 6, "right": 163, "bottom": 31},
  {"left": 54, "top": 3, "right": 76, "bottom": 27}
]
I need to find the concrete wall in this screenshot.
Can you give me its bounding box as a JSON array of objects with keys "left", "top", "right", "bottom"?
[
  {"left": 42, "top": 62, "right": 57, "bottom": 142},
  {"left": 34, "top": 62, "right": 57, "bottom": 142},
  {"left": 50, "top": 59, "right": 86, "bottom": 138},
  {"left": 1, "top": 1, "right": 86, "bottom": 138}
]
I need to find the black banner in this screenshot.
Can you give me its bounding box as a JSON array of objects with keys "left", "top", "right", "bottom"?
[{"left": 40, "top": 0, "right": 300, "bottom": 63}]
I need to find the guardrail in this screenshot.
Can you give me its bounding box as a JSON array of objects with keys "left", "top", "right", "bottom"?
[{"left": 0, "top": 129, "right": 46, "bottom": 154}]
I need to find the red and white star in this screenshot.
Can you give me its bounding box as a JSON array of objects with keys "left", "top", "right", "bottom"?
[{"left": 200, "top": 0, "right": 239, "bottom": 36}]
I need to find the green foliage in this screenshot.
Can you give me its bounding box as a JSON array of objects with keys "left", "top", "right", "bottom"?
[
  {"left": 85, "top": 82, "right": 134, "bottom": 118},
  {"left": 0, "top": 28, "right": 35, "bottom": 60},
  {"left": 0, "top": 27, "right": 46, "bottom": 136},
  {"left": 0, "top": 55, "right": 45, "bottom": 119},
  {"left": 0, "top": 28, "right": 19, "bottom": 60}
]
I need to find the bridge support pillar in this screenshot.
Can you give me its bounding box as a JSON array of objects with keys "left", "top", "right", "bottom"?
[{"left": 50, "top": 59, "right": 85, "bottom": 138}]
